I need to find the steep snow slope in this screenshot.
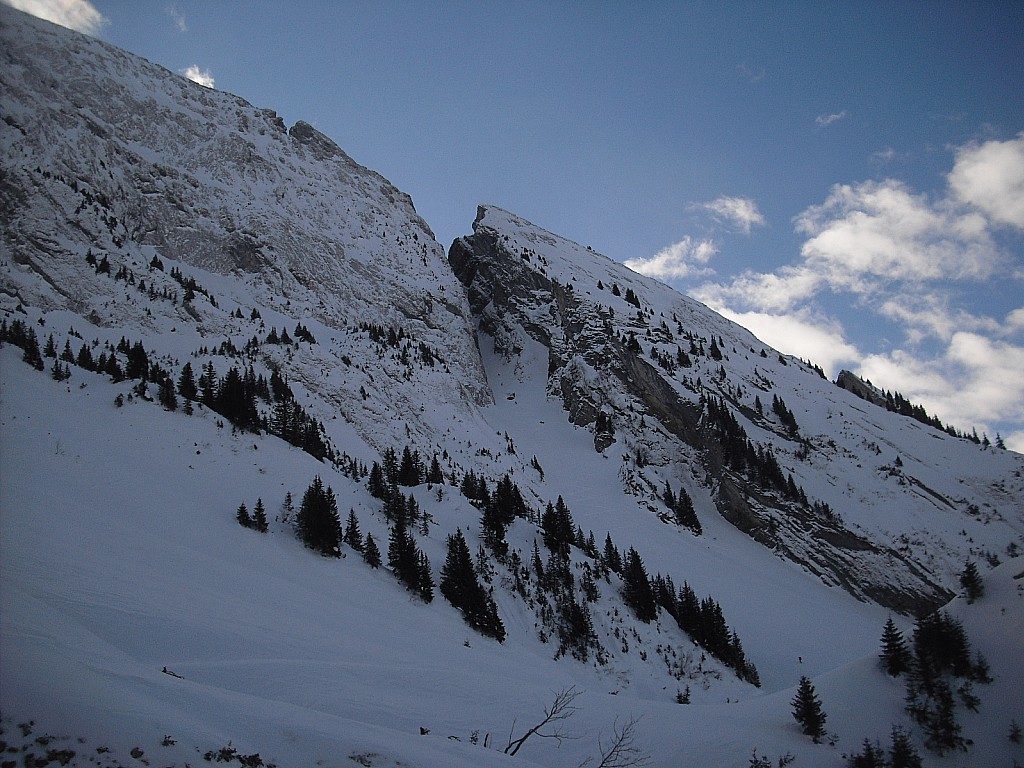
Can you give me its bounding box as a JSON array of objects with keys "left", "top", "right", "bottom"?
[
  {"left": 2, "top": 6, "right": 1023, "bottom": 767},
  {"left": 3, "top": 348, "right": 1023, "bottom": 767}
]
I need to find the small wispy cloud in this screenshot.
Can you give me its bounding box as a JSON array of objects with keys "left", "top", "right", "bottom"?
[
  {"left": 624, "top": 237, "right": 717, "bottom": 281},
  {"left": 180, "top": 65, "right": 215, "bottom": 88},
  {"left": 736, "top": 62, "right": 764, "bottom": 83},
  {"left": 870, "top": 147, "right": 897, "bottom": 165},
  {"left": 815, "top": 110, "right": 847, "bottom": 127},
  {"left": 166, "top": 5, "right": 187, "bottom": 32},
  {"left": 699, "top": 196, "right": 766, "bottom": 235},
  {"left": 2, "top": 0, "right": 106, "bottom": 35}
]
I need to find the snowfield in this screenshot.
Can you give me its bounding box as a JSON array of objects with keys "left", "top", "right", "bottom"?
[{"left": 2, "top": 5, "right": 1023, "bottom": 766}]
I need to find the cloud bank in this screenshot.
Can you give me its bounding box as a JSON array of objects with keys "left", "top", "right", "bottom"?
[{"left": 2, "top": 0, "right": 106, "bottom": 35}]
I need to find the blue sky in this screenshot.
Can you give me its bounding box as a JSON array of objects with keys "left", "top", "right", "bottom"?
[{"left": 8, "top": 0, "right": 1024, "bottom": 450}]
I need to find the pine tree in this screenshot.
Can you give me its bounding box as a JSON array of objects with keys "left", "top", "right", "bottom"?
[
  {"left": 158, "top": 376, "right": 178, "bottom": 411},
  {"left": 363, "top": 533, "right": 382, "bottom": 568},
  {"left": 416, "top": 550, "right": 434, "bottom": 603},
  {"left": 343, "top": 509, "right": 363, "bottom": 551},
  {"left": 880, "top": 616, "right": 911, "bottom": 676},
  {"left": 177, "top": 362, "right": 198, "bottom": 402},
  {"left": 76, "top": 343, "right": 95, "bottom": 371},
  {"left": 888, "top": 725, "right": 922, "bottom": 768},
  {"left": 602, "top": 533, "right": 622, "bottom": 573},
  {"left": 622, "top": 547, "right": 657, "bottom": 622},
  {"left": 848, "top": 738, "right": 885, "bottom": 768},
  {"left": 791, "top": 676, "right": 827, "bottom": 742},
  {"left": 252, "top": 498, "right": 268, "bottom": 532},
  {"left": 440, "top": 530, "right": 505, "bottom": 641},
  {"left": 959, "top": 560, "right": 984, "bottom": 603},
  {"left": 22, "top": 329, "right": 44, "bottom": 370},
  {"left": 296, "top": 476, "right": 341, "bottom": 556},
  {"left": 236, "top": 503, "right": 252, "bottom": 529},
  {"left": 388, "top": 515, "right": 419, "bottom": 591}
]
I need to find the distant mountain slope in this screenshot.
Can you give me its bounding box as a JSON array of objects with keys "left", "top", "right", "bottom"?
[{"left": 451, "top": 205, "right": 1024, "bottom": 613}]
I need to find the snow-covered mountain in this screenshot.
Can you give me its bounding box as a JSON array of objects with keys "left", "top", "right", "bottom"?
[{"left": 2, "top": 6, "right": 1022, "bottom": 767}]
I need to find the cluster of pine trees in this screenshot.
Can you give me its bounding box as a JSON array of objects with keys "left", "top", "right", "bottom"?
[
  {"left": 846, "top": 726, "right": 922, "bottom": 768},
  {"left": 440, "top": 529, "right": 505, "bottom": 642},
  {"left": 652, "top": 573, "right": 760, "bottom": 686},
  {"left": 662, "top": 482, "right": 702, "bottom": 535},
  {"left": 179, "top": 361, "right": 334, "bottom": 462},
  {"left": 879, "top": 610, "right": 991, "bottom": 755},
  {"left": 702, "top": 394, "right": 835, "bottom": 520},
  {"left": 236, "top": 499, "right": 269, "bottom": 532}
]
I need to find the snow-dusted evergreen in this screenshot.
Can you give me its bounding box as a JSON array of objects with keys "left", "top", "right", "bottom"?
[{"left": 2, "top": 6, "right": 1022, "bottom": 767}]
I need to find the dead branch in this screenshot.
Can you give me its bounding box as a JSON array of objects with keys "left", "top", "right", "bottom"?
[
  {"left": 504, "top": 685, "right": 582, "bottom": 757},
  {"left": 581, "top": 715, "right": 650, "bottom": 768}
]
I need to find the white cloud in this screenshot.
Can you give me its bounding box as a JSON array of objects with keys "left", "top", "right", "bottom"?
[
  {"left": 794, "top": 179, "right": 1001, "bottom": 292},
  {"left": 1004, "top": 430, "right": 1024, "bottom": 454},
  {"left": 948, "top": 132, "right": 1024, "bottom": 229},
  {"left": 624, "top": 237, "right": 717, "bottom": 280},
  {"left": 876, "top": 293, "right": 1001, "bottom": 344},
  {"left": 166, "top": 5, "right": 187, "bottom": 32},
  {"left": 694, "top": 265, "right": 821, "bottom": 314},
  {"left": 1005, "top": 307, "right": 1024, "bottom": 333},
  {"left": 700, "top": 196, "right": 766, "bottom": 235},
  {"left": 2, "top": 0, "right": 106, "bottom": 34},
  {"left": 676, "top": 134, "right": 1024, "bottom": 445},
  {"left": 711, "top": 306, "right": 860, "bottom": 378},
  {"left": 180, "top": 65, "right": 215, "bottom": 88},
  {"left": 858, "top": 333, "right": 1024, "bottom": 440},
  {"left": 815, "top": 110, "right": 847, "bottom": 127}
]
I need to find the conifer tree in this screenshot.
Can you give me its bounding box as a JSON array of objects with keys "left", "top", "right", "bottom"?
[
  {"left": 602, "top": 533, "right": 622, "bottom": 573},
  {"left": 622, "top": 547, "right": 657, "bottom": 622},
  {"left": 363, "top": 533, "right": 381, "bottom": 568},
  {"left": 388, "top": 515, "right": 419, "bottom": 591},
  {"left": 416, "top": 550, "right": 434, "bottom": 603},
  {"left": 880, "top": 616, "right": 912, "bottom": 676},
  {"left": 791, "top": 675, "right": 827, "bottom": 742},
  {"left": 296, "top": 476, "right": 341, "bottom": 556},
  {"left": 22, "top": 329, "right": 44, "bottom": 370},
  {"left": 888, "top": 725, "right": 922, "bottom": 768},
  {"left": 343, "top": 509, "right": 363, "bottom": 551},
  {"left": 252, "top": 498, "right": 268, "bottom": 533},
  {"left": 236, "top": 503, "right": 252, "bottom": 528},
  {"left": 959, "top": 560, "right": 984, "bottom": 603},
  {"left": 427, "top": 454, "right": 444, "bottom": 485},
  {"left": 43, "top": 334, "right": 57, "bottom": 358},
  {"left": 440, "top": 530, "right": 505, "bottom": 641},
  {"left": 76, "top": 343, "right": 95, "bottom": 371},
  {"left": 158, "top": 376, "right": 178, "bottom": 411},
  {"left": 177, "top": 362, "right": 198, "bottom": 401},
  {"left": 848, "top": 738, "right": 885, "bottom": 768}
]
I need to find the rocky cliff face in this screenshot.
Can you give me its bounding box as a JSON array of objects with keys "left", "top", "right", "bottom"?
[
  {"left": 0, "top": 5, "right": 489, "bottom": 452},
  {"left": 450, "top": 206, "right": 1023, "bottom": 614}
]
